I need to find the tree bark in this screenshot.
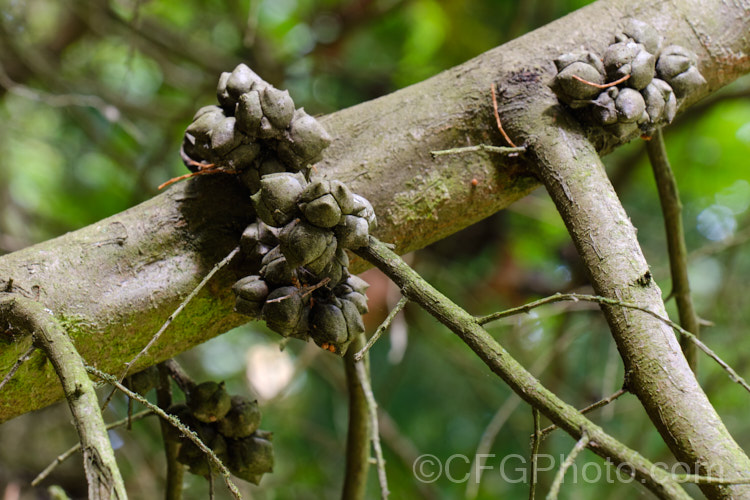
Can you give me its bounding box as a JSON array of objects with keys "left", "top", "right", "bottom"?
[
  {"left": 492, "top": 2, "right": 750, "bottom": 497},
  {"left": 0, "top": 294, "right": 127, "bottom": 499},
  {"left": 0, "top": 1, "right": 747, "bottom": 456},
  {"left": 507, "top": 103, "right": 750, "bottom": 497}
]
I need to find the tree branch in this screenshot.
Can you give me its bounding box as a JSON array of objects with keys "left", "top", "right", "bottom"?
[
  {"left": 32, "top": 410, "right": 153, "bottom": 488},
  {"left": 342, "top": 334, "right": 370, "bottom": 500},
  {"left": 354, "top": 355, "right": 389, "bottom": 499},
  {"left": 355, "top": 238, "right": 691, "bottom": 499},
  {"left": 646, "top": 128, "right": 701, "bottom": 370},
  {"left": 0, "top": 294, "right": 127, "bottom": 499},
  {"left": 539, "top": 389, "right": 627, "bottom": 438},
  {"left": 0, "top": 0, "right": 748, "bottom": 426},
  {"left": 500, "top": 80, "right": 750, "bottom": 497},
  {"left": 155, "top": 364, "right": 184, "bottom": 500},
  {"left": 85, "top": 364, "right": 241, "bottom": 500},
  {"left": 354, "top": 296, "right": 408, "bottom": 361},
  {"left": 528, "top": 408, "right": 541, "bottom": 500},
  {"left": 547, "top": 432, "right": 590, "bottom": 500}
]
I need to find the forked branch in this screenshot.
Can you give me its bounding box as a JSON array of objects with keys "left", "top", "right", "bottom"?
[
  {"left": 355, "top": 238, "right": 691, "bottom": 499},
  {"left": 0, "top": 294, "right": 126, "bottom": 499}
]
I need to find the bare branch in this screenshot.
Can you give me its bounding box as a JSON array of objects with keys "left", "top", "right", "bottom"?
[
  {"left": 156, "top": 364, "right": 184, "bottom": 500},
  {"left": 355, "top": 238, "right": 691, "bottom": 499},
  {"left": 478, "top": 292, "right": 750, "bottom": 394},
  {"left": 123, "top": 246, "right": 240, "bottom": 377},
  {"left": 646, "top": 128, "right": 700, "bottom": 370},
  {"left": 539, "top": 389, "right": 628, "bottom": 438},
  {"left": 342, "top": 335, "right": 371, "bottom": 500},
  {"left": 529, "top": 408, "right": 541, "bottom": 500},
  {"left": 0, "top": 294, "right": 127, "bottom": 499},
  {"left": 430, "top": 144, "right": 526, "bottom": 157},
  {"left": 0, "top": 344, "right": 35, "bottom": 391},
  {"left": 85, "top": 365, "right": 242, "bottom": 500},
  {"left": 355, "top": 359, "right": 389, "bottom": 499},
  {"left": 546, "top": 432, "right": 590, "bottom": 500},
  {"left": 32, "top": 410, "right": 153, "bottom": 487},
  {"left": 355, "top": 296, "right": 408, "bottom": 361}
]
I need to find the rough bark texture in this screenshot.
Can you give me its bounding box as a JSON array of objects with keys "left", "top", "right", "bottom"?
[
  {"left": 490, "top": 2, "right": 750, "bottom": 498},
  {"left": 0, "top": 295, "right": 127, "bottom": 499},
  {"left": 0, "top": 178, "right": 253, "bottom": 422},
  {"left": 0, "top": 0, "right": 747, "bottom": 440},
  {"left": 514, "top": 106, "right": 750, "bottom": 498}
]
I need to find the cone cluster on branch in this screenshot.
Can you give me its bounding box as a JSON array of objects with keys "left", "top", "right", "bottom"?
[
  {"left": 552, "top": 19, "right": 706, "bottom": 138},
  {"left": 183, "top": 63, "right": 330, "bottom": 178},
  {"left": 233, "top": 180, "right": 373, "bottom": 354},
  {"left": 179, "top": 64, "right": 377, "bottom": 355},
  {"left": 166, "top": 381, "right": 273, "bottom": 485}
]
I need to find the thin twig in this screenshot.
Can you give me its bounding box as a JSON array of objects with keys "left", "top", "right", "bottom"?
[
  {"left": 158, "top": 165, "right": 238, "bottom": 190},
  {"left": 0, "top": 65, "right": 144, "bottom": 144},
  {"left": 491, "top": 83, "right": 518, "bottom": 147},
  {"left": 477, "top": 293, "right": 594, "bottom": 324},
  {"left": 539, "top": 389, "right": 627, "bottom": 438},
  {"left": 265, "top": 277, "right": 331, "bottom": 304},
  {"left": 546, "top": 431, "right": 590, "bottom": 500},
  {"left": 376, "top": 409, "right": 439, "bottom": 499},
  {"left": 101, "top": 246, "right": 239, "bottom": 412},
  {"left": 430, "top": 144, "right": 526, "bottom": 157},
  {"left": 478, "top": 292, "right": 750, "bottom": 394},
  {"left": 570, "top": 73, "right": 630, "bottom": 89},
  {"left": 32, "top": 410, "right": 153, "bottom": 487},
  {"left": 600, "top": 340, "right": 621, "bottom": 421},
  {"left": 529, "top": 408, "right": 541, "bottom": 500},
  {"left": 122, "top": 245, "right": 240, "bottom": 378},
  {"left": 467, "top": 397, "right": 521, "bottom": 499},
  {"left": 355, "top": 359, "right": 390, "bottom": 499},
  {"left": 354, "top": 296, "right": 408, "bottom": 361},
  {"left": 689, "top": 226, "right": 750, "bottom": 260},
  {"left": 646, "top": 128, "right": 700, "bottom": 371},
  {"left": 0, "top": 344, "right": 35, "bottom": 391},
  {"left": 466, "top": 327, "right": 579, "bottom": 499},
  {"left": 85, "top": 365, "right": 242, "bottom": 500}
]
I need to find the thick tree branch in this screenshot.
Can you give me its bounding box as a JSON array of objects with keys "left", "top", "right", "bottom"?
[
  {"left": 0, "top": 176, "right": 252, "bottom": 422},
  {"left": 499, "top": 79, "right": 750, "bottom": 496},
  {"left": 0, "top": 294, "right": 126, "bottom": 499},
  {"left": 0, "top": 0, "right": 748, "bottom": 426}
]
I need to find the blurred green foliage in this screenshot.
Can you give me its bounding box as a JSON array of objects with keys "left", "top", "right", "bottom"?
[{"left": 0, "top": 0, "right": 749, "bottom": 499}]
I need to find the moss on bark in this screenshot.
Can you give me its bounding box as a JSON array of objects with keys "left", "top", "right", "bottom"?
[{"left": 0, "top": 0, "right": 748, "bottom": 431}]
